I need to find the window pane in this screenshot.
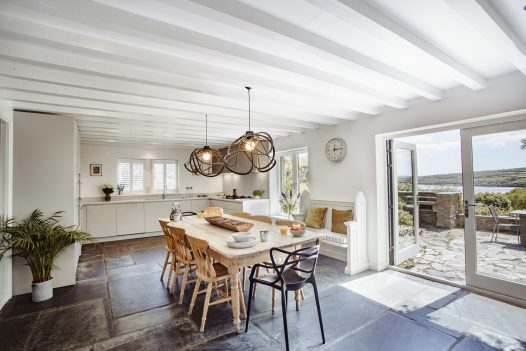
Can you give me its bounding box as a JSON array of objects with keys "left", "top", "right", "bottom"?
[
  {"left": 152, "top": 163, "right": 164, "bottom": 190},
  {"left": 132, "top": 162, "right": 144, "bottom": 191},
  {"left": 166, "top": 163, "right": 177, "bottom": 190},
  {"left": 118, "top": 163, "right": 130, "bottom": 191},
  {"left": 298, "top": 151, "right": 309, "bottom": 194},
  {"left": 280, "top": 154, "right": 294, "bottom": 194}
]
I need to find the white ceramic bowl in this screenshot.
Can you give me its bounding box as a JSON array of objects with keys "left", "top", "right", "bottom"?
[
  {"left": 290, "top": 228, "right": 306, "bottom": 237},
  {"left": 232, "top": 232, "right": 251, "bottom": 242}
]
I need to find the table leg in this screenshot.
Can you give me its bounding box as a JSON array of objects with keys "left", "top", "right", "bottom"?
[
  {"left": 229, "top": 265, "right": 241, "bottom": 333},
  {"left": 295, "top": 289, "right": 301, "bottom": 311}
]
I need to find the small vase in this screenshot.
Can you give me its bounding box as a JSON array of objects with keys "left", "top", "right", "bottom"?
[
  {"left": 288, "top": 213, "right": 294, "bottom": 220},
  {"left": 104, "top": 194, "right": 111, "bottom": 202},
  {"left": 32, "top": 278, "right": 53, "bottom": 302}
]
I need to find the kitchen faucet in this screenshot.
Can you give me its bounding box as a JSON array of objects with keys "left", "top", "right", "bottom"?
[{"left": 162, "top": 185, "right": 167, "bottom": 199}]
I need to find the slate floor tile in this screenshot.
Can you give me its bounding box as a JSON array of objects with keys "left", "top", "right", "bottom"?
[
  {"left": 451, "top": 334, "right": 526, "bottom": 351},
  {"left": 0, "top": 314, "right": 37, "bottom": 351},
  {"left": 76, "top": 259, "right": 106, "bottom": 281},
  {"left": 105, "top": 254, "right": 135, "bottom": 269},
  {"left": 88, "top": 320, "right": 203, "bottom": 351},
  {"left": 251, "top": 284, "right": 389, "bottom": 351},
  {"left": 107, "top": 262, "right": 162, "bottom": 282},
  {"left": 327, "top": 311, "right": 456, "bottom": 351},
  {"left": 1, "top": 279, "right": 108, "bottom": 318},
  {"left": 27, "top": 299, "right": 110, "bottom": 351},
  {"left": 114, "top": 303, "right": 187, "bottom": 335},
  {"left": 130, "top": 247, "right": 167, "bottom": 265},
  {"left": 187, "top": 324, "right": 282, "bottom": 351},
  {"left": 108, "top": 272, "right": 174, "bottom": 318}
]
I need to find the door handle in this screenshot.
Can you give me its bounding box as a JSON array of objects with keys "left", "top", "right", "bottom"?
[{"left": 464, "top": 200, "right": 477, "bottom": 218}]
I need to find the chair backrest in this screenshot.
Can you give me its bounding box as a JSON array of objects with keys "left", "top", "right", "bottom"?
[
  {"left": 488, "top": 205, "right": 499, "bottom": 224},
  {"left": 159, "top": 219, "right": 175, "bottom": 250},
  {"left": 186, "top": 236, "right": 217, "bottom": 279},
  {"left": 231, "top": 211, "right": 252, "bottom": 219},
  {"left": 204, "top": 207, "right": 224, "bottom": 217},
  {"left": 275, "top": 219, "right": 306, "bottom": 227},
  {"left": 167, "top": 225, "right": 194, "bottom": 262},
  {"left": 250, "top": 215, "right": 272, "bottom": 224},
  {"left": 269, "top": 242, "right": 320, "bottom": 283}
]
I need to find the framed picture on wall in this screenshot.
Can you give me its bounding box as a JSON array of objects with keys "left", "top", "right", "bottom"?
[{"left": 90, "top": 164, "right": 102, "bottom": 176}]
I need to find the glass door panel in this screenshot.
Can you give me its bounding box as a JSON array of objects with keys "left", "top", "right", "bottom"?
[
  {"left": 391, "top": 141, "right": 419, "bottom": 265},
  {"left": 461, "top": 119, "right": 526, "bottom": 300}
]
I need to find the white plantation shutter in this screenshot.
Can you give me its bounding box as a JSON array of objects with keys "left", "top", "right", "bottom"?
[
  {"left": 152, "top": 160, "right": 178, "bottom": 192},
  {"left": 117, "top": 160, "right": 144, "bottom": 192}
]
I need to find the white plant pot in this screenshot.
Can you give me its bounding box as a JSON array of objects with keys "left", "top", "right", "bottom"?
[
  {"left": 32, "top": 278, "right": 53, "bottom": 302},
  {"left": 254, "top": 196, "right": 261, "bottom": 199}
]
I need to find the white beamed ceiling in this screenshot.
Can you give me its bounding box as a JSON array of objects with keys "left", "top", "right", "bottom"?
[{"left": 0, "top": 0, "right": 524, "bottom": 147}]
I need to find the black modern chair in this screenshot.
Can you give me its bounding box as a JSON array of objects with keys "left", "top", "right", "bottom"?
[{"left": 245, "top": 241, "right": 325, "bottom": 351}]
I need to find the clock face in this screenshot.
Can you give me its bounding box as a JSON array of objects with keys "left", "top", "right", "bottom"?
[{"left": 325, "top": 138, "right": 347, "bottom": 162}]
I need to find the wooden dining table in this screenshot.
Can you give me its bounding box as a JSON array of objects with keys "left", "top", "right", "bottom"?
[{"left": 167, "top": 215, "right": 324, "bottom": 333}]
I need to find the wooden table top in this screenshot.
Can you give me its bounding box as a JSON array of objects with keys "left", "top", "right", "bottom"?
[{"left": 166, "top": 215, "right": 324, "bottom": 259}]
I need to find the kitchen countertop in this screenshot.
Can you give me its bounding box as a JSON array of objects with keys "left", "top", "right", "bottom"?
[{"left": 81, "top": 196, "right": 269, "bottom": 206}]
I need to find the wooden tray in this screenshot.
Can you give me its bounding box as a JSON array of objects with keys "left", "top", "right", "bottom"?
[{"left": 205, "top": 216, "right": 254, "bottom": 232}]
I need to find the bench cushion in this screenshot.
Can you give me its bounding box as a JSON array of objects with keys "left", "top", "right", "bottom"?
[
  {"left": 332, "top": 209, "right": 353, "bottom": 234},
  {"left": 305, "top": 207, "right": 328, "bottom": 229}
]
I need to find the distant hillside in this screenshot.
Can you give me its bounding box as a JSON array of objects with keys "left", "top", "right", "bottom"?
[{"left": 400, "top": 167, "right": 526, "bottom": 187}]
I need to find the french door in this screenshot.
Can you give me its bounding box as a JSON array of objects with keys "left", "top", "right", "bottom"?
[
  {"left": 461, "top": 119, "right": 526, "bottom": 300},
  {"left": 388, "top": 140, "right": 419, "bottom": 265}
]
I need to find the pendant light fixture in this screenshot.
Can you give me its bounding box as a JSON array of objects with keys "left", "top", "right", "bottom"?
[
  {"left": 224, "top": 87, "right": 276, "bottom": 175},
  {"left": 184, "top": 114, "right": 224, "bottom": 177}
]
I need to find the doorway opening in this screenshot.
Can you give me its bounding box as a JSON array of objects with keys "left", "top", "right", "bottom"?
[{"left": 388, "top": 125, "right": 526, "bottom": 295}]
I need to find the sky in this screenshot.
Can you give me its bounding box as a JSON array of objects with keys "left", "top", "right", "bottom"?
[{"left": 399, "top": 129, "right": 526, "bottom": 176}]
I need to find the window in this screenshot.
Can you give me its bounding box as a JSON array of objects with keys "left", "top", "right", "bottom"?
[
  {"left": 278, "top": 148, "right": 309, "bottom": 196},
  {"left": 152, "top": 160, "right": 178, "bottom": 192},
  {"left": 117, "top": 159, "right": 144, "bottom": 192}
]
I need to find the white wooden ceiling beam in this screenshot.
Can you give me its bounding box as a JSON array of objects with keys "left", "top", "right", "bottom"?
[
  {"left": 0, "top": 38, "right": 379, "bottom": 116},
  {"left": 0, "top": 76, "right": 322, "bottom": 128},
  {"left": 307, "top": 0, "right": 487, "bottom": 90},
  {"left": 445, "top": 0, "right": 526, "bottom": 75},
  {"left": 0, "top": 10, "right": 405, "bottom": 109},
  {"left": 200, "top": 0, "right": 443, "bottom": 101},
  {"left": 0, "top": 60, "right": 346, "bottom": 123},
  {"left": 2, "top": 90, "right": 311, "bottom": 132}
]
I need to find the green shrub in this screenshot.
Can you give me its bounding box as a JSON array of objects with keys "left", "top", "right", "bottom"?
[
  {"left": 506, "top": 188, "right": 526, "bottom": 210},
  {"left": 398, "top": 209, "right": 414, "bottom": 226},
  {"left": 475, "top": 192, "right": 511, "bottom": 215}
]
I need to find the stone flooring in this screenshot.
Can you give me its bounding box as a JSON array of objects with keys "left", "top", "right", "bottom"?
[
  {"left": 1, "top": 236, "right": 525, "bottom": 351},
  {"left": 400, "top": 226, "right": 526, "bottom": 285}
]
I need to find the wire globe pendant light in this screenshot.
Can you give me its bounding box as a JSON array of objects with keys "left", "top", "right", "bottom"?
[
  {"left": 184, "top": 114, "right": 224, "bottom": 177},
  {"left": 224, "top": 87, "right": 276, "bottom": 175}
]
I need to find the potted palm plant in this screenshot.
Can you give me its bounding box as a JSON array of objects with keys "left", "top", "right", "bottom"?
[{"left": 0, "top": 210, "right": 91, "bottom": 302}]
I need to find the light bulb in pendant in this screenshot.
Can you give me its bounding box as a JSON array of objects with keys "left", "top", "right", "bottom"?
[
  {"left": 244, "top": 139, "right": 256, "bottom": 152},
  {"left": 202, "top": 151, "right": 211, "bottom": 161}
]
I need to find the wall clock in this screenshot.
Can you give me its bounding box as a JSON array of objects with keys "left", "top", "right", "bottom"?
[{"left": 325, "top": 138, "right": 347, "bottom": 162}]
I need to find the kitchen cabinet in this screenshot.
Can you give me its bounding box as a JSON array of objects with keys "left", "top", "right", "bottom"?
[
  {"left": 191, "top": 199, "right": 209, "bottom": 212},
  {"left": 144, "top": 200, "right": 192, "bottom": 232},
  {"left": 209, "top": 199, "right": 243, "bottom": 214},
  {"left": 86, "top": 204, "right": 117, "bottom": 238},
  {"left": 116, "top": 203, "right": 145, "bottom": 235}
]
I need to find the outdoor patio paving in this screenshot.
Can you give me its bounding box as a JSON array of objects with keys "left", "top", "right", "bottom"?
[{"left": 399, "top": 226, "right": 526, "bottom": 285}]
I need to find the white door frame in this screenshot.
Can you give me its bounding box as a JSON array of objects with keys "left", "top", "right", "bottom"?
[
  {"left": 461, "top": 119, "right": 526, "bottom": 300},
  {"left": 391, "top": 140, "right": 419, "bottom": 265}
]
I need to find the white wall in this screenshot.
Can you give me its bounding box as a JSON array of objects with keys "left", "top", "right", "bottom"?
[
  {"left": 0, "top": 98, "right": 13, "bottom": 310},
  {"left": 12, "top": 111, "right": 80, "bottom": 295},
  {"left": 275, "top": 71, "right": 526, "bottom": 271},
  {"left": 222, "top": 172, "right": 269, "bottom": 197},
  {"left": 80, "top": 143, "right": 223, "bottom": 198}
]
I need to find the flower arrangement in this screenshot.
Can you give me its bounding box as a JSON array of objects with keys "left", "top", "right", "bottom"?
[
  {"left": 280, "top": 190, "right": 300, "bottom": 218},
  {"left": 102, "top": 184, "right": 114, "bottom": 201}
]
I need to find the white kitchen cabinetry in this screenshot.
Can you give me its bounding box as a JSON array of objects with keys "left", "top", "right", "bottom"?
[
  {"left": 116, "top": 203, "right": 145, "bottom": 235},
  {"left": 144, "top": 200, "right": 192, "bottom": 232},
  {"left": 209, "top": 199, "right": 242, "bottom": 214},
  {"left": 192, "top": 199, "right": 209, "bottom": 212},
  {"left": 86, "top": 204, "right": 117, "bottom": 238}
]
